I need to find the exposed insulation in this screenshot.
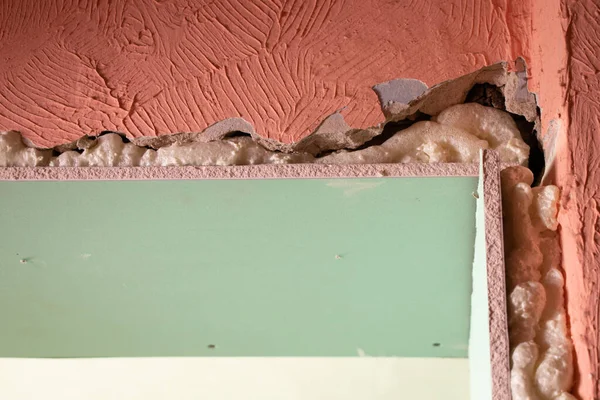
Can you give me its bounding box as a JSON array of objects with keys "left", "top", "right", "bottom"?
[
  {"left": 0, "top": 104, "right": 529, "bottom": 167},
  {"left": 502, "top": 166, "right": 576, "bottom": 400},
  {"left": 0, "top": 96, "right": 573, "bottom": 399}
]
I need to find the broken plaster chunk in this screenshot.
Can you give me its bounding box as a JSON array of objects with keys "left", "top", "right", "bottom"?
[
  {"left": 0, "top": 131, "right": 51, "bottom": 167},
  {"left": 372, "top": 78, "right": 428, "bottom": 117},
  {"left": 435, "top": 103, "right": 530, "bottom": 165}
]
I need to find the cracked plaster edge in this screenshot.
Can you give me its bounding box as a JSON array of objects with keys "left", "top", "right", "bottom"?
[{"left": 5, "top": 61, "right": 539, "bottom": 159}]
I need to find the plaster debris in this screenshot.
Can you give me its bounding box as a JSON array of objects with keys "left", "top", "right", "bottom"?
[{"left": 502, "top": 167, "right": 574, "bottom": 400}]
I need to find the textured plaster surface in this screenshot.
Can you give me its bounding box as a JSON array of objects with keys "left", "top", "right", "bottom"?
[
  {"left": 0, "top": 0, "right": 535, "bottom": 148},
  {"left": 547, "top": 1, "right": 600, "bottom": 399}
]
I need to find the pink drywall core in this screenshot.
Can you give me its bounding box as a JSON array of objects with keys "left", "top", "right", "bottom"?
[
  {"left": 0, "top": 0, "right": 534, "bottom": 147},
  {"left": 481, "top": 150, "right": 512, "bottom": 400}
]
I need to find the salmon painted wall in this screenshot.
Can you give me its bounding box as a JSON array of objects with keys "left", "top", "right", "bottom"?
[
  {"left": 0, "top": 0, "right": 535, "bottom": 147},
  {"left": 1, "top": 0, "right": 600, "bottom": 398},
  {"left": 546, "top": 1, "right": 600, "bottom": 399}
]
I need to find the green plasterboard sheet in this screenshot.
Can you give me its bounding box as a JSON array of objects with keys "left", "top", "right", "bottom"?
[{"left": 0, "top": 177, "right": 477, "bottom": 358}]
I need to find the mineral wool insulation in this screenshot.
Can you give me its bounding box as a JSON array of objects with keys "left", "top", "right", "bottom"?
[{"left": 0, "top": 103, "right": 574, "bottom": 400}]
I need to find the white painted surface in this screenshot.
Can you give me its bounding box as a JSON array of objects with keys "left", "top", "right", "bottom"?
[{"left": 0, "top": 358, "right": 469, "bottom": 400}]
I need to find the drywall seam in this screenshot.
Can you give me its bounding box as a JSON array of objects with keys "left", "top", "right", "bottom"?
[{"left": 482, "top": 150, "right": 512, "bottom": 400}]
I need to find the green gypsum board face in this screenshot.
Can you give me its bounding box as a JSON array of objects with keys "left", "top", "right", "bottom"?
[{"left": 0, "top": 177, "right": 477, "bottom": 357}]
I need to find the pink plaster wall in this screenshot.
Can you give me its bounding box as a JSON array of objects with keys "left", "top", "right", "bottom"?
[
  {"left": 544, "top": 1, "right": 600, "bottom": 398},
  {"left": 0, "top": 0, "right": 533, "bottom": 147}
]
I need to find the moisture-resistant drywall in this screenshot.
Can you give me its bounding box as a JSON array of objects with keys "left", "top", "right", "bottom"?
[
  {"left": 0, "top": 155, "right": 513, "bottom": 399},
  {"left": 0, "top": 176, "right": 476, "bottom": 357}
]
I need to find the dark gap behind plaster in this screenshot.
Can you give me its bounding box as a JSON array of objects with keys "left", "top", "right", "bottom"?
[
  {"left": 352, "top": 83, "right": 544, "bottom": 181},
  {"left": 222, "top": 131, "right": 252, "bottom": 139},
  {"left": 466, "top": 83, "right": 545, "bottom": 186},
  {"left": 42, "top": 84, "right": 544, "bottom": 176},
  {"left": 314, "top": 112, "right": 432, "bottom": 158},
  {"left": 514, "top": 114, "right": 545, "bottom": 186},
  {"left": 465, "top": 83, "right": 506, "bottom": 110},
  {"left": 354, "top": 112, "right": 431, "bottom": 151},
  {"left": 98, "top": 130, "right": 131, "bottom": 143}
]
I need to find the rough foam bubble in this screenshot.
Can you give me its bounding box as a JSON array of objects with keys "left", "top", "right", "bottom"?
[{"left": 502, "top": 167, "right": 574, "bottom": 400}]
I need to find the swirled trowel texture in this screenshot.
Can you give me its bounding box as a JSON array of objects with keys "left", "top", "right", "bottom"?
[{"left": 0, "top": 0, "right": 534, "bottom": 147}]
